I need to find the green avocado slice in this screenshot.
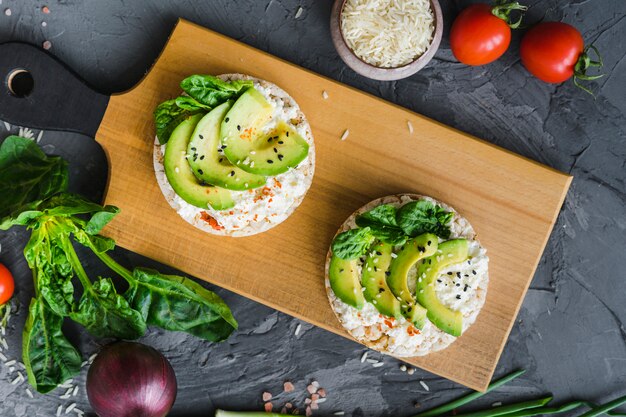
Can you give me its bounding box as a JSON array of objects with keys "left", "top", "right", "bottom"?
[
  {"left": 416, "top": 239, "right": 469, "bottom": 337},
  {"left": 220, "top": 88, "right": 309, "bottom": 176},
  {"left": 329, "top": 255, "right": 364, "bottom": 310},
  {"left": 362, "top": 242, "right": 401, "bottom": 318},
  {"left": 163, "top": 114, "right": 234, "bottom": 210},
  {"left": 187, "top": 102, "right": 266, "bottom": 191},
  {"left": 386, "top": 234, "right": 438, "bottom": 329}
]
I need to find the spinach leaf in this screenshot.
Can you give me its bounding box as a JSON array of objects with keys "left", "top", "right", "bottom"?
[
  {"left": 331, "top": 227, "right": 375, "bottom": 260},
  {"left": 154, "top": 99, "right": 201, "bottom": 145},
  {"left": 23, "top": 298, "right": 81, "bottom": 393},
  {"left": 396, "top": 200, "right": 453, "bottom": 239},
  {"left": 180, "top": 75, "right": 252, "bottom": 107},
  {"left": 355, "top": 204, "right": 407, "bottom": 245},
  {"left": 175, "top": 96, "right": 212, "bottom": 111},
  {"left": 128, "top": 268, "right": 238, "bottom": 342},
  {"left": 70, "top": 277, "right": 146, "bottom": 340},
  {"left": 85, "top": 206, "right": 119, "bottom": 235},
  {"left": 0, "top": 136, "right": 68, "bottom": 229}
]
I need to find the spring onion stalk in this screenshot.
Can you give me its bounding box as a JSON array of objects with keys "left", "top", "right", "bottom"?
[
  {"left": 452, "top": 397, "right": 553, "bottom": 417},
  {"left": 413, "top": 370, "right": 526, "bottom": 417},
  {"left": 493, "top": 401, "right": 587, "bottom": 417},
  {"left": 577, "top": 395, "right": 626, "bottom": 417},
  {"left": 216, "top": 411, "right": 292, "bottom": 417}
]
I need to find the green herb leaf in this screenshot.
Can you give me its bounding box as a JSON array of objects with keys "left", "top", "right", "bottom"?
[
  {"left": 70, "top": 277, "right": 146, "bottom": 340},
  {"left": 331, "top": 227, "right": 375, "bottom": 260},
  {"left": 396, "top": 200, "right": 453, "bottom": 239},
  {"left": 85, "top": 206, "right": 120, "bottom": 235},
  {"left": 175, "top": 95, "right": 212, "bottom": 111},
  {"left": 0, "top": 136, "right": 68, "bottom": 229},
  {"left": 23, "top": 298, "right": 81, "bottom": 393},
  {"left": 128, "top": 268, "right": 238, "bottom": 342},
  {"left": 180, "top": 75, "right": 253, "bottom": 107},
  {"left": 356, "top": 204, "right": 407, "bottom": 245},
  {"left": 154, "top": 99, "right": 201, "bottom": 145}
]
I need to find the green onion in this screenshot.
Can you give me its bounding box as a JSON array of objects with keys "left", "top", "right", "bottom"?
[
  {"left": 578, "top": 395, "right": 626, "bottom": 417},
  {"left": 452, "top": 397, "right": 553, "bottom": 417},
  {"left": 492, "top": 400, "right": 586, "bottom": 417},
  {"left": 412, "top": 370, "right": 526, "bottom": 417},
  {"left": 216, "top": 411, "right": 291, "bottom": 417}
]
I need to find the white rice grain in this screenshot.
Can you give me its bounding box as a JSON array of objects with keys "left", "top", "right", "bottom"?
[
  {"left": 341, "top": 129, "right": 350, "bottom": 141},
  {"left": 57, "top": 405, "right": 63, "bottom": 417},
  {"left": 66, "top": 403, "right": 76, "bottom": 414},
  {"left": 420, "top": 380, "right": 430, "bottom": 391},
  {"left": 360, "top": 351, "right": 368, "bottom": 363},
  {"left": 295, "top": 6, "right": 303, "bottom": 19},
  {"left": 407, "top": 121, "right": 414, "bottom": 134},
  {"left": 295, "top": 324, "right": 302, "bottom": 336}
]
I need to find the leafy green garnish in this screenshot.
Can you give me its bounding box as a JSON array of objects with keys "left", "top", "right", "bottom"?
[
  {"left": 356, "top": 204, "right": 407, "bottom": 246},
  {"left": 22, "top": 298, "right": 82, "bottom": 394},
  {"left": 154, "top": 75, "right": 253, "bottom": 145},
  {"left": 0, "top": 136, "right": 68, "bottom": 229},
  {"left": 180, "top": 75, "right": 253, "bottom": 107},
  {"left": 396, "top": 200, "right": 454, "bottom": 239},
  {"left": 0, "top": 136, "right": 238, "bottom": 393},
  {"left": 331, "top": 227, "right": 375, "bottom": 260}
]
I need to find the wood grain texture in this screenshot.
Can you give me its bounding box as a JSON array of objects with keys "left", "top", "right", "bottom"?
[{"left": 96, "top": 19, "right": 571, "bottom": 391}]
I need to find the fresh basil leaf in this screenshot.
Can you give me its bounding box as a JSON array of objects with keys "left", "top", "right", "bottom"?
[
  {"left": 180, "top": 75, "right": 253, "bottom": 107},
  {"left": 331, "top": 227, "right": 375, "bottom": 260},
  {"left": 128, "top": 268, "right": 238, "bottom": 342},
  {"left": 23, "top": 298, "right": 81, "bottom": 393},
  {"left": 154, "top": 99, "right": 201, "bottom": 145},
  {"left": 0, "top": 136, "right": 68, "bottom": 229},
  {"left": 70, "top": 277, "right": 146, "bottom": 340},
  {"left": 175, "top": 95, "right": 212, "bottom": 111},
  {"left": 396, "top": 200, "right": 453, "bottom": 239}
]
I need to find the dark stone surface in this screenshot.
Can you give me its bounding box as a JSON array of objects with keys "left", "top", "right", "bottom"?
[{"left": 1, "top": 0, "right": 625, "bottom": 416}]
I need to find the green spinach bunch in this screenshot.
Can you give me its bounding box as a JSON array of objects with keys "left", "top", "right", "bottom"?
[
  {"left": 331, "top": 201, "right": 454, "bottom": 260},
  {"left": 154, "top": 75, "right": 253, "bottom": 144},
  {"left": 0, "top": 136, "right": 238, "bottom": 393}
]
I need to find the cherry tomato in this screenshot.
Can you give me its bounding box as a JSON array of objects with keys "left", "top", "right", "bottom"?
[
  {"left": 520, "top": 22, "right": 585, "bottom": 83},
  {"left": 450, "top": 4, "right": 512, "bottom": 66},
  {"left": 0, "top": 263, "right": 14, "bottom": 305}
]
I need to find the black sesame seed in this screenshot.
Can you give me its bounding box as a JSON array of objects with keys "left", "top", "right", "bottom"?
[
  {"left": 447, "top": 272, "right": 453, "bottom": 276},
  {"left": 456, "top": 283, "right": 461, "bottom": 287},
  {"left": 286, "top": 131, "right": 289, "bottom": 137},
  {"left": 339, "top": 268, "right": 344, "bottom": 273},
  {"left": 221, "top": 145, "right": 227, "bottom": 149},
  {"left": 401, "top": 246, "right": 405, "bottom": 251},
  {"left": 456, "top": 295, "right": 461, "bottom": 300},
  {"left": 200, "top": 155, "right": 205, "bottom": 160},
  {"left": 278, "top": 154, "right": 284, "bottom": 161},
  {"left": 418, "top": 245, "right": 425, "bottom": 253},
  {"left": 230, "top": 171, "right": 235, "bottom": 177},
  {"left": 191, "top": 147, "right": 197, "bottom": 151},
  {"left": 225, "top": 118, "right": 229, "bottom": 123},
  {"left": 199, "top": 135, "right": 204, "bottom": 139},
  {"left": 237, "top": 125, "right": 241, "bottom": 131},
  {"left": 278, "top": 141, "right": 284, "bottom": 145},
  {"left": 374, "top": 266, "right": 378, "bottom": 272},
  {"left": 274, "top": 136, "right": 279, "bottom": 139},
  {"left": 385, "top": 271, "right": 391, "bottom": 276},
  {"left": 472, "top": 270, "right": 477, "bottom": 275},
  {"left": 456, "top": 272, "right": 461, "bottom": 278},
  {"left": 219, "top": 158, "right": 223, "bottom": 163},
  {"left": 437, "top": 279, "right": 442, "bottom": 283},
  {"left": 428, "top": 259, "right": 432, "bottom": 264},
  {"left": 376, "top": 251, "right": 382, "bottom": 256},
  {"left": 464, "top": 284, "right": 469, "bottom": 292},
  {"left": 427, "top": 240, "right": 432, "bottom": 246},
  {"left": 378, "top": 288, "right": 385, "bottom": 293},
  {"left": 267, "top": 137, "right": 273, "bottom": 143},
  {"left": 267, "top": 159, "right": 274, "bottom": 164},
  {"left": 198, "top": 169, "right": 204, "bottom": 175},
  {"left": 464, "top": 274, "right": 469, "bottom": 277},
  {"left": 273, "top": 147, "right": 278, "bottom": 153},
  {"left": 407, "top": 307, "right": 412, "bottom": 312},
  {"left": 193, "top": 154, "right": 198, "bottom": 161}
]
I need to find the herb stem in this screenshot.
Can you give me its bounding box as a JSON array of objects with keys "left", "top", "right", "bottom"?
[
  {"left": 90, "top": 245, "right": 135, "bottom": 285},
  {"left": 453, "top": 397, "right": 553, "bottom": 417},
  {"left": 61, "top": 234, "right": 92, "bottom": 290},
  {"left": 412, "top": 370, "right": 526, "bottom": 417}
]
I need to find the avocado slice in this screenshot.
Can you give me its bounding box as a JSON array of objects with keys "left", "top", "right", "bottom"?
[
  {"left": 362, "top": 242, "right": 402, "bottom": 318},
  {"left": 329, "top": 255, "right": 364, "bottom": 309},
  {"left": 387, "top": 234, "right": 438, "bottom": 329},
  {"left": 164, "top": 114, "right": 235, "bottom": 210},
  {"left": 220, "top": 88, "right": 309, "bottom": 176},
  {"left": 416, "top": 239, "right": 469, "bottom": 337},
  {"left": 187, "top": 102, "right": 267, "bottom": 191}
]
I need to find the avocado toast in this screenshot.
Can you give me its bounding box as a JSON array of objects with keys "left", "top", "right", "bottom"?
[
  {"left": 153, "top": 74, "right": 315, "bottom": 237},
  {"left": 324, "top": 194, "right": 489, "bottom": 357}
]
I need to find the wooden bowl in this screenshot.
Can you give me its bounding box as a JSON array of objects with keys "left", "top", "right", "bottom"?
[{"left": 330, "top": 0, "right": 443, "bottom": 81}]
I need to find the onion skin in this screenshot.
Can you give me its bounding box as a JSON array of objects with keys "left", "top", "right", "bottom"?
[{"left": 87, "top": 342, "right": 177, "bottom": 417}]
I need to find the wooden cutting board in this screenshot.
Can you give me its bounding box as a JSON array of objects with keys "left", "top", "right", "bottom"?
[{"left": 0, "top": 19, "right": 571, "bottom": 391}]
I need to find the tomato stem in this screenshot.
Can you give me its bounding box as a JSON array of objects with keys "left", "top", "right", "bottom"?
[
  {"left": 492, "top": 1, "right": 528, "bottom": 29},
  {"left": 573, "top": 44, "right": 604, "bottom": 96}
]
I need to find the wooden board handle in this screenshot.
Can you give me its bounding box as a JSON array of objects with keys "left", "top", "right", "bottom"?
[{"left": 0, "top": 42, "right": 110, "bottom": 137}]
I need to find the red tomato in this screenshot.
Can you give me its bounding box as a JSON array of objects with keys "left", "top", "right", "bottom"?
[
  {"left": 0, "top": 263, "right": 14, "bottom": 305},
  {"left": 450, "top": 4, "right": 512, "bottom": 66},
  {"left": 520, "top": 22, "right": 584, "bottom": 83}
]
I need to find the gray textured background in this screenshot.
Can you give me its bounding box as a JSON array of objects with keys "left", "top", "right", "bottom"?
[{"left": 1, "top": 0, "right": 625, "bottom": 416}]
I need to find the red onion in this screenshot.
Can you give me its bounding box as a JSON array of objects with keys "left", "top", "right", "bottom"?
[{"left": 87, "top": 342, "right": 177, "bottom": 417}]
